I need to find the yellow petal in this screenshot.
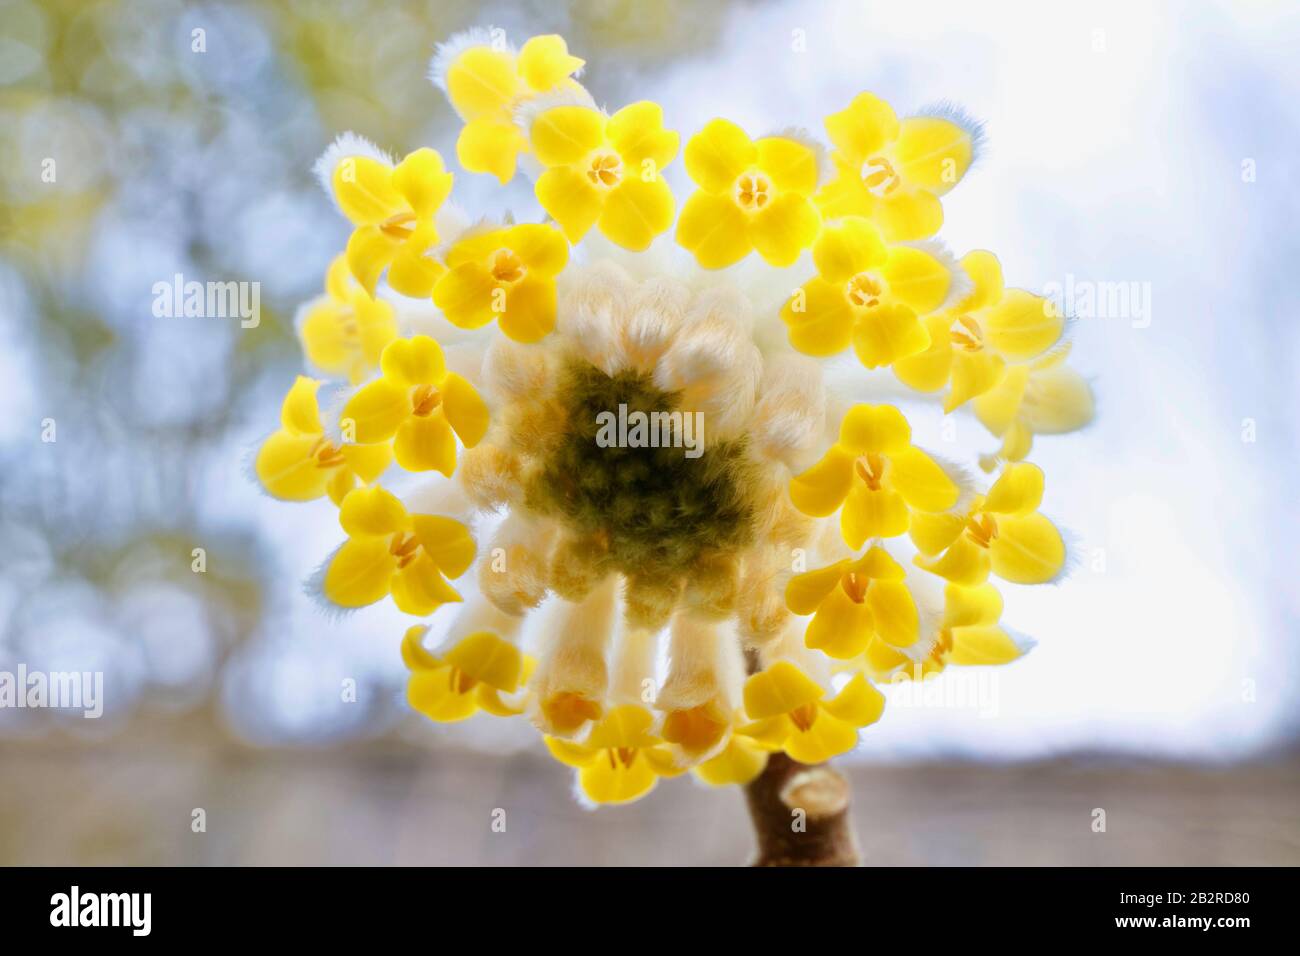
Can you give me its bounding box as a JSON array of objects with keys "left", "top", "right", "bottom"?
[
  {"left": 432, "top": 262, "right": 497, "bottom": 330},
  {"left": 785, "top": 560, "right": 850, "bottom": 616},
  {"left": 908, "top": 510, "right": 965, "bottom": 555},
  {"left": 345, "top": 225, "right": 400, "bottom": 297},
  {"left": 606, "top": 100, "right": 679, "bottom": 172},
  {"left": 865, "top": 579, "right": 919, "bottom": 647},
  {"left": 254, "top": 430, "right": 329, "bottom": 501},
  {"left": 331, "top": 155, "right": 403, "bottom": 226},
  {"left": 812, "top": 216, "right": 885, "bottom": 283},
  {"left": 853, "top": 545, "right": 906, "bottom": 580},
  {"left": 805, "top": 586, "right": 875, "bottom": 659},
  {"left": 782, "top": 278, "right": 854, "bottom": 357},
  {"left": 441, "top": 371, "right": 490, "bottom": 447},
  {"left": 392, "top": 148, "right": 453, "bottom": 220},
  {"left": 743, "top": 661, "right": 824, "bottom": 721},
  {"left": 788, "top": 444, "right": 855, "bottom": 517},
  {"left": 851, "top": 303, "right": 931, "bottom": 368},
  {"left": 750, "top": 193, "right": 820, "bottom": 267},
  {"left": 411, "top": 514, "right": 476, "bottom": 579},
  {"left": 578, "top": 752, "right": 658, "bottom": 805},
  {"left": 498, "top": 275, "right": 557, "bottom": 343},
  {"left": 1017, "top": 364, "right": 1095, "bottom": 435},
  {"left": 948, "top": 625, "right": 1027, "bottom": 666},
  {"left": 529, "top": 105, "right": 605, "bottom": 166},
  {"left": 517, "top": 34, "right": 584, "bottom": 91},
  {"left": 958, "top": 250, "right": 1004, "bottom": 311},
  {"left": 785, "top": 712, "right": 859, "bottom": 763},
  {"left": 299, "top": 301, "right": 350, "bottom": 375},
  {"left": 887, "top": 446, "right": 960, "bottom": 512},
  {"left": 989, "top": 512, "right": 1066, "bottom": 584},
  {"left": 339, "top": 441, "right": 392, "bottom": 483},
  {"left": 943, "top": 583, "right": 1004, "bottom": 629},
  {"left": 391, "top": 553, "right": 461, "bottom": 615},
  {"left": 587, "top": 705, "right": 657, "bottom": 750},
  {"left": 971, "top": 365, "right": 1028, "bottom": 436},
  {"left": 380, "top": 335, "right": 446, "bottom": 388},
  {"left": 693, "top": 736, "right": 769, "bottom": 787},
  {"left": 893, "top": 314, "right": 953, "bottom": 392},
  {"left": 984, "top": 462, "right": 1045, "bottom": 515},
  {"left": 408, "top": 667, "right": 479, "bottom": 723},
  {"left": 387, "top": 232, "right": 446, "bottom": 299},
  {"left": 838, "top": 403, "right": 911, "bottom": 454},
  {"left": 841, "top": 483, "right": 910, "bottom": 547},
  {"left": 882, "top": 245, "right": 951, "bottom": 313},
  {"left": 506, "top": 223, "right": 569, "bottom": 276},
  {"left": 341, "top": 378, "right": 410, "bottom": 444},
  {"left": 535, "top": 166, "right": 604, "bottom": 243},
  {"left": 599, "top": 176, "right": 675, "bottom": 251},
  {"left": 394, "top": 413, "right": 457, "bottom": 474},
  {"left": 324, "top": 536, "right": 395, "bottom": 608},
  {"left": 456, "top": 117, "right": 527, "bottom": 185},
  {"left": 675, "top": 190, "right": 750, "bottom": 268},
  {"left": 823, "top": 93, "right": 899, "bottom": 163},
  {"left": 445, "top": 631, "right": 522, "bottom": 691},
  {"left": 915, "top": 534, "right": 991, "bottom": 586},
  {"left": 946, "top": 349, "right": 1006, "bottom": 412},
  {"left": 280, "top": 375, "right": 323, "bottom": 434},
  {"left": 545, "top": 735, "right": 600, "bottom": 768},
  {"left": 684, "top": 118, "right": 756, "bottom": 193},
  {"left": 338, "top": 485, "right": 409, "bottom": 536},
  {"left": 823, "top": 673, "right": 885, "bottom": 727},
  {"left": 444, "top": 45, "right": 519, "bottom": 119},
  {"left": 894, "top": 116, "right": 973, "bottom": 196},
  {"left": 756, "top": 135, "right": 819, "bottom": 194},
  {"left": 983, "top": 290, "right": 1063, "bottom": 361},
  {"left": 875, "top": 188, "right": 943, "bottom": 242}
]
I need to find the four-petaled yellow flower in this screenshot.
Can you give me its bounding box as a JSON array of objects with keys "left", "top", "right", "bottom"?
[
  {"left": 676, "top": 119, "right": 822, "bottom": 269},
  {"left": 322, "top": 485, "right": 475, "bottom": 615},
  {"left": 432, "top": 223, "right": 568, "bottom": 343},
  {"left": 544, "top": 705, "right": 685, "bottom": 805},
  {"left": 790, "top": 404, "right": 960, "bottom": 548},
  {"left": 782, "top": 215, "right": 951, "bottom": 368},
  {"left": 438, "top": 33, "right": 587, "bottom": 185},
  {"left": 785, "top": 545, "right": 919, "bottom": 660},
  {"left": 910, "top": 462, "right": 1066, "bottom": 586},
  {"left": 299, "top": 255, "right": 399, "bottom": 384},
  {"left": 817, "top": 93, "right": 976, "bottom": 241},
  {"left": 255, "top": 376, "right": 392, "bottom": 505},
  {"left": 341, "top": 335, "right": 489, "bottom": 474},
  {"left": 894, "top": 251, "right": 1065, "bottom": 412},
  {"left": 741, "top": 662, "right": 884, "bottom": 764},
  {"left": 404, "top": 626, "right": 532, "bottom": 722},
  {"left": 327, "top": 147, "right": 453, "bottom": 298},
  {"left": 972, "top": 343, "right": 1095, "bottom": 471},
  {"left": 528, "top": 102, "right": 679, "bottom": 251}
]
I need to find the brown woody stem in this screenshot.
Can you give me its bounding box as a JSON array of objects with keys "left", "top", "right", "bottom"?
[{"left": 743, "top": 751, "right": 860, "bottom": 866}]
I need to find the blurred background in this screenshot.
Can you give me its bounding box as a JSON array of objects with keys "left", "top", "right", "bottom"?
[{"left": 1, "top": 0, "right": 1296, "bottom": 865}]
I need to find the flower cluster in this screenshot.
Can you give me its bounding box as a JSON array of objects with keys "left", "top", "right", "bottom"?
[{"left": 253, "top": 31, "right": 1094, "bottom": 805}]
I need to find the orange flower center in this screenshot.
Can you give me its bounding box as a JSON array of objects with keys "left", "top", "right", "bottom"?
[
  {"left": 410, "top": 383, "right": 442, "bottom": 417},
  {"left": 448, "top": 667, "right": 477, "bottom": 695},
  {"left": 854, "top": 452, "right": 886, "bottom": 491},
  {"left": 543, "top": 692, "right": 603, "bottom": 735},
  {"left": 846, "top": 271, "right": 886, "bottom": 309},
  {"left": 789, "top": 702, "right": 818, "bottom": 733},
  {"left": 607, "top": 747, "right": 639, "bottom": 770},
  {"left": 862, "top": 156, "right": 900, "bottom": 197},
  {"left": 965, "top": 512, "right": 998, "bottom": 549},
  {"left": 841, "top": 570, "right": 869, "bottom": 604},
  {"left": 950, "top": 315, "right": 983, "bottom": 351},
  {"left": 586, "top": 150, "right": 622, "bottom": 188},
  {"left": 735, "top": 171, "right": 772, "bottom": 211},
  {"left": 310, "top": 437, "right": 347, "bottom": 469},
  {"left": 379, "top": 211, "right": 417, "bottom": 241},
  {"left": 389, "top": 531, "right": 421, "bottom": 568},
  {"left": 489, "top": 248, "right": 526, "bottom": 284}
]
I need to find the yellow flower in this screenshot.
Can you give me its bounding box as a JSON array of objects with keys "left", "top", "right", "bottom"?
[
  {"left": 544, "top": 705, "right": 685, "bottom": 805},
  {"left": 741, "top": 662, "right": 884, "bottom": 764},
  {"left": 781, "top": 216, "right": 952, "bottom": 368},
  {"left": 323, "top": 145, "right": 453, "bottom": 297},
  {"left": 676, "top": 119, "right": 822, "bottom": 268},
  {"left": 972, "top": 344, "right": 1095, "bottom": 471},
  {"left": 691, "top": 731, "right": 775, "bottom": 787},
  {"left": 254, "top": 376, "right": 392, "bottom": 505},
  {"left": 436, "top": 33, "right": 587, "bottom": 185},
  {"left": 785, "top": 545, "right": 919, "bottom": 660},
  {"left": 910, "top": 462, "right": 1066, "bottom": 586},
  {"left": 894, "top": 251, "right": 1065, "bottom": 413},
  {"left": 299, "top": 255, "right": 399, "bottom": 384},
  {"left": 527, "top": 101, "right": 679, "bottom": 250},
  {"left": 432, "top": 223, "right": 568, "bottom": 343},
  {"left": 789, "top": 404, "right": 960, "bottom": 548},
  {"left": 322, "top": 485, "right": 475, "bottom": 615},
  {"left": 404, "top": 626, "right": 531, "bottom": 722},
  {"left": 340, "top": 335, "right": 489, "bottom": 474},
  {"left": 816, "top": 93, "right": 977, "bottom": 241}
]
